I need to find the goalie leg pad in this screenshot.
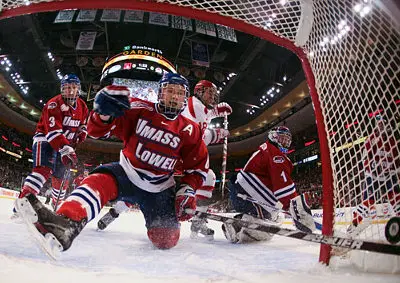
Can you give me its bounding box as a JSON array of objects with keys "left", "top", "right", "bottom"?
[
  {"left": 222, "top": 214, "right": 273, "bottom": 243},
  {"left": 289, "top": 194, "right": 316, "bottom": 233},
  {"left": 147, "top": 227, "right": 180, "bottom": 249}
]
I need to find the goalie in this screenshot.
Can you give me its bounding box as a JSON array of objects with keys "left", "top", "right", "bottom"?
[{"left": 223, "top": 126, "right": 316, "bottom": 243}]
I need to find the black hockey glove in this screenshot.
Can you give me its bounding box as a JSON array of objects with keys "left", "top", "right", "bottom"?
[{"left": 93, "top": 85, "right": 131, "bottom": 118}]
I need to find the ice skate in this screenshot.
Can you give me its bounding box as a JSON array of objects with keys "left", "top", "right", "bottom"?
[
  {"left": 15, "top": 194, "right": 86, "bottom": 260},
  {"left": 10, "top": 207, "right": 23, "bottom": 223},
  {"left": 97, "top": 208, "right": 119, "bottom": 231},
  {"left": 190, "top": 216, "right": 214, "bottom": 240}
]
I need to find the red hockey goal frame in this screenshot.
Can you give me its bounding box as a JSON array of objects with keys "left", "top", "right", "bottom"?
[{"left": 1, "top": 0, "right": 399, "bottom": 266}]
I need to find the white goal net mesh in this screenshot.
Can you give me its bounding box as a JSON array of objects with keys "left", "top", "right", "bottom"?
[{"left": 1, "top": 0, "right": 399, "bottom": 264}]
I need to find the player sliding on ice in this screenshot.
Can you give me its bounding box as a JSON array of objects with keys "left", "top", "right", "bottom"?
[
  {"left": 15, "top": 73, "right": 209, "bottom": 257},
  {"left": 97, "top": 80, "right": 232, "bottom": 240},
  {"left": 222, "top": 126, "right": 316, "bottom": 243}
]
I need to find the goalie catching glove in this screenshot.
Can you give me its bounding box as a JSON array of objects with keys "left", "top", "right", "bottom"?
[
  {"left": 289, "top": 194, "right": 316, "bottom": 233},
  {"left": 93, "top": 85, "right": 131, "bottom": 118},
  {"left": 175, "top": 185, "right": 196, "bottom": 221}
]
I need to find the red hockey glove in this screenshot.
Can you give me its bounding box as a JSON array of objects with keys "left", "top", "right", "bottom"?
[
  {"left": 175, "top": 185, "right": 196, "bottom": 221},
  {"left": 75, "top": 125, "right": 88, "bottom": 144},
  {"left": 210, "top": 128, "right": 230, "bottom": 144},
  {"left": 59, "top": 145, "right": 78, "bottom": 167},
  {"left": 214, "top": 102, "right": 232, "bottom": 117}
]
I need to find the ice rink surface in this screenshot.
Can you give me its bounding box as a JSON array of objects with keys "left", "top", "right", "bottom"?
[{"left": 0, "top": 197, "right": 398, "bottom": 283}]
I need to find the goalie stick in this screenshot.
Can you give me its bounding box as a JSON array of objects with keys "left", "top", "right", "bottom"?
[
  {"left": 186, "top": 209, "right": 400, "bottom": 256},
  {"left": 237, "top": 193, "right": 323, "bottom": 231}
]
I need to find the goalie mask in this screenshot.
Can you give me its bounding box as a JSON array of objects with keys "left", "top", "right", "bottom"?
[
  {"left": 194, "top": 80, "right": 219, "bottom": 109},
  {"left": 61, "top": 74, "right": 81, "bottom": 106},
  {"left": 157, "top": 73, "right": 190, "bottom": 119},
  {"left": 268, "top": 126, "right": 292, "bottom": 154}
]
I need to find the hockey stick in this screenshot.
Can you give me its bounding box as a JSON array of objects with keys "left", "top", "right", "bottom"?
[
  {"left": 53, "top": 166, "right": 71, "bottom": 212},
  {"left": 53, "top": 129, "right": 80, "bottom": 212},
  {"left": 186, "top": 209, "right": 400, "bottom": 256},
  {"left": 237, "top": 193, "right": 323, "bottom": 231},
  {"left": 220, "top": 114, "right": 229, "bottom": 198}
]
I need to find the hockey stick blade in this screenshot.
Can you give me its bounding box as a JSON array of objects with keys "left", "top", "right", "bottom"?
[
  {"left": 186, "top": 210, "right": 400, "bottom": 256},
  {"left": 237, "top": 193, "right": 322, "bottom": 231}
]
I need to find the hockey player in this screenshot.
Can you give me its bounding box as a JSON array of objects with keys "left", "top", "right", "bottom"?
[
  {"left": 222, "top": 126, "right": 316, "bottom": 243},
  {"left": 12, "top": 74, "right": 88, "bottom": 216},
  {"left": 348, "top": 115, "right": 400, "bottom": 236},
  {"left": 15, "top": 73, "right": 209, "bottom": 254},
  {"left": 72, "top": 168, "right": 89, "bottom": 189},
  {"left": 97, "top": 80, "right": 232, "bottom": 240},
  {"left": 182, "top": 80, "right": 231, "bottom": 239}
]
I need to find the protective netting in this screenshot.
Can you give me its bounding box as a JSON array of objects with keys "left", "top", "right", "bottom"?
[
  {"left": 2, "top": 0, "right": 399, "bottom": 264},
  {"left": 304, "top": 0, "right": 399, "bottom": 249}
]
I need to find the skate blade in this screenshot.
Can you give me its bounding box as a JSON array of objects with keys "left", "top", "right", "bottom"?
[
  {"left": 15, "top": 198, "right": 62, "bottom": 261},
  {"left": 10, "top": 213, "right": 24, "bottom": 224},
  {"left": 190, "top": 231, "right": 214, "bottom": 241}
]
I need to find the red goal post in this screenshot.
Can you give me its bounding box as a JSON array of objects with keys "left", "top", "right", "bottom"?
[{"left": 1, "top": 0, "right": 399, "bottom": 267}]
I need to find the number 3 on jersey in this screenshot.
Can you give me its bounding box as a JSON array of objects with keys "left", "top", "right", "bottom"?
[{"left": 49, "top": 116, "right": 55, "bottom": 127}]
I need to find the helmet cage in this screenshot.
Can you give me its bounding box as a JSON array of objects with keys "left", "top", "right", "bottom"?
[
  {"left": 268, "top": 126, "right": 292, "bottom": 153},
  {"left": 158, "top": 82, "right": 189, "bottom": 119},
  {"left": 61, "top": 74, "right": 81, "bottom": 106}
]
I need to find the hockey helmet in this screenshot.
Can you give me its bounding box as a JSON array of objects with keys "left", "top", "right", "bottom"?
[
  {"left": 157, "top": 73, "right": 190, "bottom": 119},
  {"left": 61, "top": 74, "right": 81, "bottom": 105},
  {"left": 194, "top": 80, "right": 218, "bottom": 109},
  {"left": 268, "top": 126, "right": 292, "bottom": 154}
]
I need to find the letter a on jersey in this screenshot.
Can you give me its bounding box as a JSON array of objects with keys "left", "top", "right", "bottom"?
[{"left": 182, "top": 124, "right": 193, "bottom": 136}]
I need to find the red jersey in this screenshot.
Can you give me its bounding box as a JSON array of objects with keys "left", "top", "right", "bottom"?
[
  {"left": 363, "top": 131, "right": 399, "bottom": 181},
  {"left": 236, "top": 141, "right": 296, "bottom": 209},
  {"left": 35, "top": 95, "right": 89, "bottom": 150},
  {"left": 87, "top": 98, "right": 209, "bottom": 193},
  {"left": 73, "top": 174, "right": 85, "bottom": 188}
]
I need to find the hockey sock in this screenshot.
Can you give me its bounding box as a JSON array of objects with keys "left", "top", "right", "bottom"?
[
  {"left": 352, "top": 199, "right": 375, "bottom": 225},
  {"left": 57, "top": 173, "right": 118, "bottom": 222},
  {"left": 20, "top": 166, "right": 52, "bottom": 198},
  {"left": 51, "top": 176, "right": 69, "bottom": 207},
  {"left": 387, "top": 191, "right": 400, "bottom": 216}
]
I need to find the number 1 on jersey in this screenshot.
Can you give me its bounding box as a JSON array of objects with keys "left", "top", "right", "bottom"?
[{"left": 281, "top": 171, "right": 287, "bottom": 183}]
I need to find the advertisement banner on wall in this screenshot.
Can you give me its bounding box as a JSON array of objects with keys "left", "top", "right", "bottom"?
[
  {"left": 100, "top": 10, "right": 121, "bottom": 22},
  {"left": 171, "top": 16, "right": 193, "bottom": 31},
  {"left": 54, "top": 10, "right": 76, "bottom": 23},
  {"left": 123, "top": 11, "right": 144, "bottom": 23},
  {"left": 76, "top": 9, "right": 97, "bottom": 22},
  {"left": 191, "top": 42, "right": 210, "bottom": 67},
  {"left": 149, "top": 12, "right": 169, "bottom": 27},
  {"left": 76, "top": 31, "right": 97, "bottom": 50}
]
